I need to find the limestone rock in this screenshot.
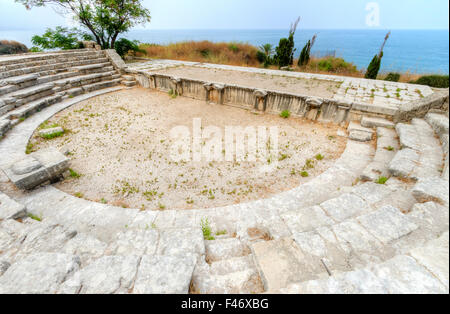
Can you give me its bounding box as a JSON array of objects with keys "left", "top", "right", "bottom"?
[
  {"left": 60, "top": 255, "right": 139, "bottom": 294},
  {"left": 133, "top": 254, "right": 197, "bottom": 294},
  {"left": 0, "top": 253, "right": 80, "bottom": 294},
  {"left": 0, "top": 192, "right": 27, "bottom": 220},
  {"left": 412, "top": 177, "right": 449, "bottom": 205},
  {"left": 4, "top": 148, "right": 69, "bottom": 189}
]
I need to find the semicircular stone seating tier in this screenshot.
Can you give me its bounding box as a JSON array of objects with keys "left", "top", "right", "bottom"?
[{"left": 0, "top": 52, "right": 449, "bottom": 294}]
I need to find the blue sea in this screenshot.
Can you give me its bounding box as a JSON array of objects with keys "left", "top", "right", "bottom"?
[{"left": 1, "top": 29, "right": 448, "bottom": 74}]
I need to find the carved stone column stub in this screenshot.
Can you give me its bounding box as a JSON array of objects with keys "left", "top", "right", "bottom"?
[{"left": 253, "top": 89, "right": 268, "bottom": 112}]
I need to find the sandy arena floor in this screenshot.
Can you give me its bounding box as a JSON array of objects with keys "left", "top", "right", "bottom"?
[
  {"left": 152, "top": 66, "right": 342, "bottom": 98},
  {"left": 30, "top": 87, "right": 346, "bottom": 211}
]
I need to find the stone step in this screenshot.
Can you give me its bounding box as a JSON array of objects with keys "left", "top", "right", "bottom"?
[
  {"left": 36, "top": 71, "right": 80, "bottom": 85},
  {"left": 348, "top": 122, "right": 375, "bottom": 142},
  {"left": 280, "top": 232, "right": 449, "bottom": 294},
  {"left": 209, "top": 255, "right": 257, "bottom": 276},
  {"left": 0, "top": 50, "right": 103, "bottom": 67},
  {"left": 251, "top": 237, "right": 326, "bottom": 292},
  {"left": 2, "top": 54, "right": 107, "bottom": 72},
  {"left": 0, "top": 192, "right": 27, "bottom": 220},
  {"left": 53, "top": 71, "right": 117, "bottom": 90},
  {"left": 285, "top": 201, "right": 419, "bottom": 280},
  {"left": 70, "top": 63, "right": 111, "bottom": 73},
  {"left": 361, "top": 127, "right": 399, "bottom": 181},
  {"left": 361, "top": 116, "right": 395, "bottom": 129},
  {"left": 121, "top": 80, "right": 136, "bottom": 87},
  {"left": 81, "top": 78, "right": 121, "bottom": 93},
  {"left": 205, "top": 238, "right": 251, "bottom": 262},
  {"left": 0, "top": 119, "right": 11, "bottom": 137},
  {"left": 0, "top": 85, "right": 18, "bottom": 97},
  {"left": 0, "top": 57, "right": 109, "bottom": 80},
  {"left": 59, "top": 254, "right": 197, "bottom": 294},
  {"left": 6, "top": 94, "right": 62, "bottom": 120},
  {"left": 192, "top": 266, "right": 264, "bottom": 294},
  {"left": 2, "top": 73, "right": 38, "bottom": 86},
  {"left": 389, "top": 119, "right": 444, "bottom": 181},
  {"left": 425, "top": 113, "right": 449, "bottom": 137}
]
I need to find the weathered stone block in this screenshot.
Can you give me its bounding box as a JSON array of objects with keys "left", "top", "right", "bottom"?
[{"left": 4, "top": 148, "right": 70, "bottom": 190}]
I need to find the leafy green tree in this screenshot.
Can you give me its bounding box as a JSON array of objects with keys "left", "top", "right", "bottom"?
[
  {"left": 365, "top": 31, "right": 390, "bottom": 79},
  {"left": 16, "top": 0, "right": 151, "bottom": 49},
  {"left": 31, "top": 27, "right": 85, "bottom": 50},
  {"left": 274, "top": 17, "right": 300, "bottom": 68}
]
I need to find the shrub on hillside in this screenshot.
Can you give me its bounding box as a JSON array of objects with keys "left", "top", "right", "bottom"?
[
  {"left": 0, "top": 40, "right": 28, "bottom": 55},
  {"left": 114, "top": 38, "right": 144, "bottom": 58},
  {"left": 411, "top": 75, "right": 449, "bottom": 88},
  {"left": 315, "top": 57, "right": 358, "bottom": 73},
  {"left": 384, "top": 72, "right": 401, "bottom": 82}
]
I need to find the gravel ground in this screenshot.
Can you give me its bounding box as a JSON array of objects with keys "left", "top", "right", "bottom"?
[
  {"left": 152, "top": 66, "right": 342, "bottom": 98},
  {"left": 31, "top": 87, "right": 346, "bottom": 211}
]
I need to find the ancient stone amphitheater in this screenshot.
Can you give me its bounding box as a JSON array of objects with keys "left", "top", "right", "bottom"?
[{"left": 0, "top": 48, "right": 448, "bottom": 294}]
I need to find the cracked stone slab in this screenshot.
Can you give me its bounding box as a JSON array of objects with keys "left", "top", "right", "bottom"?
[
  {"left": 62, "top": 233, "right": 108, "bottom": 266},
  {"left": 157, "top": 228, "right": 204, "bottom": 256},
  {"left": 0, "top": 192, "right": 27, "bottom": 220},
  {"left": 357, "top": 205, "right": 418, "bottom": 244},
  {"left": 349, "top": 130, "right": 373, "bottom": 142},
  {"left": 396, "top": 123, "right": 421, "bottom": 151},
  {"left": 59, "top": 255, "right": 140, "bottom": 294},
  {"left": 106, "top": 229, "right": 158, "bottom": 256},
  {"left": 281, "top": 206, "right": 334, "bottom": 233},
  {"left": 320, "top": 193, "right": 371, "bottom": 222},
  {"left": 0, "top": 253, "right": 80, "bottom": 294},
  {"left": 361, "top": 116, "right": 395, "bottom": 129},
  {"left": 412, "top": 177, "right": 449, "bottom": 206},
  {"left": 409, "top": 232, "right": 449, "bottom": 289},
  {"left": 251, "top": 237, "right": 324, "bottom": 292},
  {"left": 371, "top": 255, "right": 448, "bottom": 294},
  {"left": 4, "top": 148, "right": 69, "bottom": 190},
  {"left": 388, "top": 148, "right": 420, "bottom": 178},
  {"left": 425, "top": 113, "right": 449, "bottom": 137},
  {"left": 133, "top": 254, "right": 197, "bottom": 294},
  {"left": 205, "top": 238, "right": 250, "bottom": 262}
]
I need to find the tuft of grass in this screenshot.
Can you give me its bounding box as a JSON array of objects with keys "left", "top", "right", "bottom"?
[
  {"left": 25, "top": 142, "right": 35, "bottom": 154},
  {"left": 375, "top": 176, "right": 388, "bottom": 185},
  {"left": 300, "top": 171, "right": 309, "bottom": 177},
  {"left": 40, "top": 130, "right": 64, "bottom": 140},
  {"left": 27, "top": 213, "right": 42, "bottom": 222},
  {"left": 74, "top": 192, "right": 84, "bottom": 198},
  {"left": 201, "top": 218, "right": 215, "bottom": 240},
  {"left": 69, "top": 168, "right": 81, "bottom": 178},
  {"left": 168, "top": 89, "right": 178, "bottom": 99},
  {"left": 280, "top": 110, "right": 291, "bottom": 119},
  {"left": 216, "top": 230, "right": 227, "bottom": 236},
  {"left": 315, "top": 154, "right": 324, "bottom": 161},
  {"left": 384, "top": 146, "right": 395, "bottom": 151}
]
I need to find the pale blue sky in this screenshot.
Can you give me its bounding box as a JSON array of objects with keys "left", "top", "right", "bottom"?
[{"left": 0, "top": 0, "right": 448, "bottom": 30}]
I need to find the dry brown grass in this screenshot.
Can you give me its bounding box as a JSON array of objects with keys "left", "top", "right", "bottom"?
[
  {"left": 136, "top": 41, "right": 440, "bottom": 84},
  {"left": 138, "top": 40, "right": 260, "bottom": 67}
]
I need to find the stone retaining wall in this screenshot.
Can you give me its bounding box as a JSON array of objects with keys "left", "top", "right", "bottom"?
[
  {"left": 128, "top": 69, "right": 449, "bottom": 124},
  {"left": 131, "top": 71, "right": 384, "bottom": 124}
]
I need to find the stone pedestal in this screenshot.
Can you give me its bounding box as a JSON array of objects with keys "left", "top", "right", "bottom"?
[{"left": 4, "top": 148, "right": 69, "bottom": 190}]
